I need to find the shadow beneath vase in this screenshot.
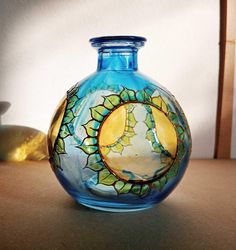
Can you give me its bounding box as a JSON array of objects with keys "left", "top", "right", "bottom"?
[{"left": 53, "top": 197, "right": 209, "bottom": 250}]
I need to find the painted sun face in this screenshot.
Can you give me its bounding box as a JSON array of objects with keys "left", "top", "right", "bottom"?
[{"left": 49, "top": 86, "right": 188, "bottom": 197}]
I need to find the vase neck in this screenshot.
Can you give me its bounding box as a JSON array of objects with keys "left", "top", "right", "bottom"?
[
  {"left": 89, "top": 36, "right": 146, "bottom": 72},
  {"left": 97, "top": 47, "right": 138, "bottom": 71}
]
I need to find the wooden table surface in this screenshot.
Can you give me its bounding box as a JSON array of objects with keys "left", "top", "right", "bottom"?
[{"left": 0, "top": 160, "right": 235, "bottom": 250}]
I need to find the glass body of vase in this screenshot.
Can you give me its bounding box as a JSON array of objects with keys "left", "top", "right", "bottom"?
[{"left": 48, "top": 36, "right": 191, "bottom": 212}]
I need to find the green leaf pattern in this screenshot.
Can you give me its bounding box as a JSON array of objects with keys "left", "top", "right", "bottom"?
[{"left": 51, "top": 87, "right": 79, "bottom": 171}]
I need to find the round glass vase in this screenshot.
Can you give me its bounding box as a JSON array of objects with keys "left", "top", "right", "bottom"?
[{"left": 48, "top": 36, "right": 192, "bottom": 212}]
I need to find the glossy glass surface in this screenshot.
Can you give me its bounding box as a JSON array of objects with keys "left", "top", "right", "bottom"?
[{"left": 48, "top": 36, "right": 191, "bottom": 212}]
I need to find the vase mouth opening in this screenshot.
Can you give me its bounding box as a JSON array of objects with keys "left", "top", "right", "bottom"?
[{"left": 89, "top": 36, "right": 146, "bottom": 49}]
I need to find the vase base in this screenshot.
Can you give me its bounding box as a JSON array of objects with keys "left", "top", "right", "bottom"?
[{"left": 78, "top": 199, "right": 153, "bottom": 212}]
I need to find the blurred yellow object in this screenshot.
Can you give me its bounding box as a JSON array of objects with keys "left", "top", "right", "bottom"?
[{"left": 0, "top": 125, "right": 48, "bottom": 161}]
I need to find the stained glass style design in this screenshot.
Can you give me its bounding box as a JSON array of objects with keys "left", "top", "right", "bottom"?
[
  {"left": 48, "top": 36, "right": 191, "bottom": 212},
  {"left": 49, "top": 86, "right": 190, "bottom": 196}
]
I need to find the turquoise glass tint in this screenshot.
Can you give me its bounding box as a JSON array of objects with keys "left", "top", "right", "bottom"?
[{"left": 48, "top": 36, "right": 192, "bottom": 212}]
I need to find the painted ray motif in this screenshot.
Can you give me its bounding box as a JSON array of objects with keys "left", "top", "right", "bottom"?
[
  {"left": 50, "top": 86, "right": 187, "bottom": 196},
  {"left": 77, "top": 87, "right": 187, "bottom": 196},
  {"left": 49, "top": 86, "right": 80, "bottom": 170}
]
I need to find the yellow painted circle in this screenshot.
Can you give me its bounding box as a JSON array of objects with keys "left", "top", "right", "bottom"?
[
  {"left": 151, "top": 106, "right": 177, "bottom": 157},
  {"left": 48, "top": 96, "right": 67, "bottom": 152},
  {"left": 99, "top": 105, "right": 126, "bottom": 146},
  {"left": 98, "top": 103, "right": 178, "bottom": 182}
]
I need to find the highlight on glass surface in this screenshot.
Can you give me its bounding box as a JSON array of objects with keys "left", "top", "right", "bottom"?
[{"left": 48, "top": 36, "right": 192, "bottom": 212}]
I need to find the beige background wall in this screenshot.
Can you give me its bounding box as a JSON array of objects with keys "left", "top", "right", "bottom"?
[{"left": 0, "top": 0, "right": 219, "bottom": 158}]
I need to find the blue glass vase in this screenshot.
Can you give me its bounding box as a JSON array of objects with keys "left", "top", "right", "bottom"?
[{"left": 48, "top": 36, "right": 191, "bottom": 212}]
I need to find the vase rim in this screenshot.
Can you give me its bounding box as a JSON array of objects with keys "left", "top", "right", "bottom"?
[{"left": 89, "top": 36, "right": 147, "bottom": 44}]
